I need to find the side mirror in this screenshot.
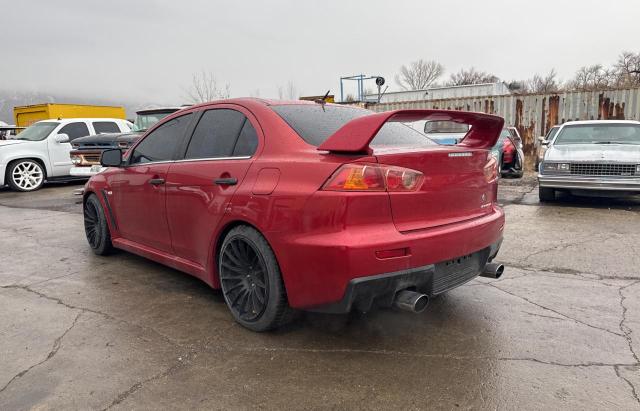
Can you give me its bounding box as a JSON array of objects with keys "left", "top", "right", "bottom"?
[
  {"left": 538, "top": 136, "right": 549, "bottom": 146},
  {"left": 55, "top": 133, "right": 70, "bottom": 143},
  {"left": 100, "top": 149, "right": 123, "bottom": 167}
]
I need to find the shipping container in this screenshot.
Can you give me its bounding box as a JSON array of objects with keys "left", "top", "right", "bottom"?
[{"left": 13, "top": 103, "right": 126, "bottom": 127}]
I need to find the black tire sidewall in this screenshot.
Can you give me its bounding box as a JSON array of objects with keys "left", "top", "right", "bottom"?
[
  {"left": 84, "top": 194, "right": 113, "bottom": 255},
  {"left": 219, "top": 226, "right": 289, "bottom": 332},
  {"left": 8, "top": 160, "right": 45, "bottom": 192}
]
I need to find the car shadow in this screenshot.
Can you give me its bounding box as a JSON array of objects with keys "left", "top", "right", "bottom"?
[{"left": 544, "top": 191, "right": 640, "bottom": 211}]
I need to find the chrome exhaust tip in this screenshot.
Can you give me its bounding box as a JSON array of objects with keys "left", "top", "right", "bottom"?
[
  {"left": 480, "top": 263, "right": 504, "bottom": 279},
  {"left": 393, "top": 290, "right": 429, "bottom": 313}
]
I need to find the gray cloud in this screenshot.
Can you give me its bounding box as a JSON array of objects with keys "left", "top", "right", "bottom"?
[{"left": 2, "top": 0, "right": 640, "bottom": 105}]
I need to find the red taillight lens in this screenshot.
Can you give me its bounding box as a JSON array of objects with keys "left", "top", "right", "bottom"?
[
  {"left": 322, "top": 163, "right": 424, "bottom": 192},
  {"left": 484, "top": 156, "right": 498, "bottom": 182}
]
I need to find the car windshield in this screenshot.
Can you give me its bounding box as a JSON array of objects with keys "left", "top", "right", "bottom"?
[
  {"left": 16, "top": 122, "right": 59, "bottom": 141},
  {"left": 546, "top": 126, "right": 560, "bottom": 140},
  {"left": 132, "top": 112, "right": 172, "bottom": 132},
  {"left": 271, "top": 104, "right": 435, "bottom": 149},
  {"left": 554, "top": 123, "right": 640, "bottom": 145}
]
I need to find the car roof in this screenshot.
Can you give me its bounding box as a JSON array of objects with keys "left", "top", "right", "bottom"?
[
  {"left": 562, "top": 120, "right": 640, "bottom": 126},
  {"left": 136, "top": 107, "right": 183, "bottom": 115},
  {"left": 35, "top": 118, "right": 126, "bottom": 125}
]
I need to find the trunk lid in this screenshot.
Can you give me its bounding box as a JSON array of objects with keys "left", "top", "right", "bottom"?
[{"left": 374, "top": 146, "right": 494, "bottom": 232}]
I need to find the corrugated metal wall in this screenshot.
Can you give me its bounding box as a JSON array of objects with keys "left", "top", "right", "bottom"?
[{"left": 367, "top": 87, "right": 640, "bottom": 168}]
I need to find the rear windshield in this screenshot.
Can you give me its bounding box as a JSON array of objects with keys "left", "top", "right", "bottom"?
[{"left": 271, "top": 105, "right": 435, "bottom": 148}]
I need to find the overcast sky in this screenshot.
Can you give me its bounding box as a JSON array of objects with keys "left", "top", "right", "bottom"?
[{"left": 2, "top": 0, "right": 639, "bottom": 105}]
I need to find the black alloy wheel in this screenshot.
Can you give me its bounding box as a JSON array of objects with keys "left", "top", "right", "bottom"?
[
  {"left": 83, "top": 194, "right": 113, "bottom": 255},
  {"left": 220, "top": 237, "right": 269, "bottom": 322},
  {"left": 219, "top": 225, "right": 294, "bottom": 332}
]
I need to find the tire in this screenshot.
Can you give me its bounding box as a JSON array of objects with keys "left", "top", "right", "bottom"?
[
  {"left": 219, "top": 225, "right": 295, "bottom": 332},
  {"left": 7, "top": 159, "right": 45, "bottom": 192},
  {"left": 539, "top": 187, "right": 556, "bottom": 202},
  {"left": 83, "top": 194, "right": 114, "bottom": 255}
]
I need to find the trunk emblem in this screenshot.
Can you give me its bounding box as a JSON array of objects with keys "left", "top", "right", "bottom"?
[{"left": 448, "top": 152, "right": 473, "bottom": 157}]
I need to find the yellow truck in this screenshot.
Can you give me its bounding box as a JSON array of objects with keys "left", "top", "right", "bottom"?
[{"left": 14, "top": 103, "right": 126, "bottom": 128}]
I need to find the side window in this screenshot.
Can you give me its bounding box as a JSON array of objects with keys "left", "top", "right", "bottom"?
[
  {"left": 185, "top": 109, "right": 248, "bottom": 159},
  {"left": 130, "top": 114, "right": 193, "bottom": 164},
  {"left": 58, "top": 122, "right": 90, "bottom": 141},
  {"left": 93, "top": 121, "right": 120, "bottom": 134},
  {"left": 233, "top": 120, "right": 258, "bottom": 157}
]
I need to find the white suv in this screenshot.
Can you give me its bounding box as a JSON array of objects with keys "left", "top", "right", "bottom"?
[{"left": 0, "top": 118, "right": 131, "bottom": 191}]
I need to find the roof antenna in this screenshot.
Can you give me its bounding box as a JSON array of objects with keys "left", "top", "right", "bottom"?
[{"left": 314, "top": 90, "right": 331, "bottom": 111}]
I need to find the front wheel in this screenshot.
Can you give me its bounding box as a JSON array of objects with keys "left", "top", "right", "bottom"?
[
  {"left": 83, "top": 194, "right": 114, "bottom": 255},
  {"left": 219, "top": 226, "right": 294, "bottom": 332},
  {"left": 7, "top": 159, "right": 45, "bottom": 192}
]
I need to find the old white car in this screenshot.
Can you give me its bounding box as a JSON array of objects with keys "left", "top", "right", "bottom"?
[
  {"left": 0, "top": 118, "right": 130, "bottom": 191},
  {"left": 538, "top": 120, "right": 640, "bottom": 201}
]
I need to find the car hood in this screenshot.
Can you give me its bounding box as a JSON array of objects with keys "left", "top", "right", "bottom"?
[
  {"left": 0, "top": 139, "right": 31, "bottom": 147},
  {"left": 73, "top": 131, "right": 141, "bottom": 144},
  {"left": 546, "top": 144, "right": 640, "bottom": 163}
]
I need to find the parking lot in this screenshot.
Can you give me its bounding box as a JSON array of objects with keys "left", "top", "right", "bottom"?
[{"left": 1, "top": 178, "right": 639, "bottom": 410}]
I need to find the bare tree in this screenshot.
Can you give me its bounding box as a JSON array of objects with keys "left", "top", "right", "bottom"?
[
  {"left": 527, "top": 69, "right": 560, "bottom": 93},
  {"left": 185, "top": 71, "right": 231, "bottom": 103},
  {"left": 277, "top": 85, "right": 285, "bottom": 100},
  {"left": 569, "top": 64, "right": 616, "bottom": 91},
  {"left": 448, "top": 68, "right": 499, "bottom": 86},
  {"left": 614, "top": 51, "right": 640, "bottom": 87},
  {"left": 285, "top": 81, "right": 298, "bottom": 100},
  {"left": 395, "top": 59, "right": 444, "bottom": 90}
]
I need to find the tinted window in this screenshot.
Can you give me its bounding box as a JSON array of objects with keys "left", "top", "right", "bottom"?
[
  {"left": 59, "top": 122, "right": 90, "bottom": 141},
  {"left": 185, "top": 109, "right": 247, "bottom": 159},
  {"left": 93, "top": 121, "right": 120, "bottom": 134},
  {"left": 233, "top": 120, "right": 258, "bottom": 156},
  {"left": 272, "top": 105, "right": 434, "bottom": 148},
  {"left": 130, "top": 114, "right": 193, "bottom": 164}
]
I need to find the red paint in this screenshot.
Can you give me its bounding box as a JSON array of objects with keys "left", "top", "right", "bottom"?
[
  {"left": 86, "top": 99, "right": 505, "bottom": 310},
  {"left": 319, "top": 109, "right": 504, "bottom": 153}
]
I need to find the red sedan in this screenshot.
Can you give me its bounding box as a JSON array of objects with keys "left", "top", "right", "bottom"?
[{"left": 83, "top": 98, "right": 505, "bottom": 331}]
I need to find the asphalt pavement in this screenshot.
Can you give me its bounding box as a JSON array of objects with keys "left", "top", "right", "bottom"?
[{"left": 1, "top": 177, "right": 639, "bottom": 410}]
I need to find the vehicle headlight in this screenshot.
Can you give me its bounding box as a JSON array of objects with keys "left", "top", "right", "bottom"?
[
  {"left": 71, "top": 155, "right": 81, "bottom": 165},
  {"left": 636, "top": 164, "right": 640, "bottom": 174},
  {"left": 542, "top": 162, "right": 570, "bottom": 173}
]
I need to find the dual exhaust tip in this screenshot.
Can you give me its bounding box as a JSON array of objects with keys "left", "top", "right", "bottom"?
[{"left": 392, "top": 262, "right": 504, "bottom": 313}]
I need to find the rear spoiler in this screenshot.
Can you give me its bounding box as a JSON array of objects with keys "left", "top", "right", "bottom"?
[{"left": 318, "top": 109, "right": 504, "bottom": 154}]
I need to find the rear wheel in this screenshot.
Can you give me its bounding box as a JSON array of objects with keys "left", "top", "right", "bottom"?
[
  {"left": 84, "top": 194, "right": 114, "bottom": 255},
  {"left": 7, "top": 159, "right": 45, "bottom": 192},
  {"left": 219, "top": 226, "right": 294, "bottom": 332},
  {"left": 539, "top": 187, "right": 556, "bottom": 202}
]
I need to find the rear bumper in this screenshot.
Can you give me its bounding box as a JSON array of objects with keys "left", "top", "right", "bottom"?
[
  {"left": 538, "top": 175, "right": 640, "bottom": 191},
  {"left": 311, "top": 240, "right": 502, "bottom": 313},
  {"left": 277, "top": 205, "right": 505, "bottom": 310},
  {"left": 70, "top": 166, "right": 104, "bottom": 177}
]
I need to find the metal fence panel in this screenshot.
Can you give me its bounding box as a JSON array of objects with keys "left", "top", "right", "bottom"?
[{"left": 367, "top": 88, "right": 640, "bottom": 168}]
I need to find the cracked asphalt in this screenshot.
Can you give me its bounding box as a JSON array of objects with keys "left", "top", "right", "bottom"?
[{"left": 1, "top": 177, "right": 640, "bottom": 410}]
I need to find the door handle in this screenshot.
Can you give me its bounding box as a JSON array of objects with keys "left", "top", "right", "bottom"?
[
  {"left": 214, "top": 177, "right": 238, "bottom": 186},
  {"left": 149, "top": 178, "right": 165, "bottom": 185}
]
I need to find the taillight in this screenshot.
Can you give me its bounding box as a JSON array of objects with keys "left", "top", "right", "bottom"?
[
  {"left": 322, "top": 163, "right": 424, "bottom": 192},
  {"left": 484, "top": 155, "right": 498, "bottom": 182}
]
